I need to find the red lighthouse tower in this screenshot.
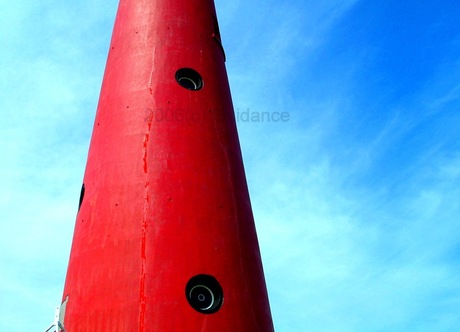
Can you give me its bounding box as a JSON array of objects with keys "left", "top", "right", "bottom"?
[{"left": 60, "top": 0, "right": 274, "bottom": 330}]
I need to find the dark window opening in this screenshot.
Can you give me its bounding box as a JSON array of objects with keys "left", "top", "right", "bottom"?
[
  {"left": 78, "top": 184, "right": 85, "bottom": 211},
  {"left": 175, "top": 68, "right": 203, "bottom": 91}
]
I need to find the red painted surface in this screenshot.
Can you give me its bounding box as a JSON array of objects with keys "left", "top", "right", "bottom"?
[{"left": 62, "top": 0, "right": 274, "bottom": 330}]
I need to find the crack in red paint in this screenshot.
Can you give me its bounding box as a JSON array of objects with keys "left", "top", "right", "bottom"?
[
  {"left": 139, "top": 184, "right": 149, "bottom": 331},
  {"left": 142, "top": 111, "right": 153, "bottom": 174},
  {"left": 148, "top": 67, "right": 155, "bottom": 95},
  {"left": 140, "top": 112, "right": 153, "bottom": 331},
  {"left": 143, "top": 134, "right": 149, "bottom": 173}
]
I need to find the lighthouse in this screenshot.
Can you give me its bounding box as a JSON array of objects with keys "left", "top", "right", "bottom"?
[{"left": 60, "top": 0, "right": 274, "bottom": 330}]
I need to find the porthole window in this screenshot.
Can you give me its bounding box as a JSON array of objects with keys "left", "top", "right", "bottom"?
[
  {"left": 175, "top": 68, "right": 203, "bottom": 91},
  {"left": 186, "top": 274, "right": 223, "bottom": 314}
]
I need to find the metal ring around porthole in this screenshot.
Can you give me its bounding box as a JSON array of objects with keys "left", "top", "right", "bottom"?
[
  {"left": 189, "top": 285, "right": 215, "bottom": 311},
  {"left": 178, "top": 77, "right": 199, "bottom": 90}
]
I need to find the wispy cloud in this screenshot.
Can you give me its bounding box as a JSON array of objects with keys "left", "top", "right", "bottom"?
[{"left": 222, "top": 1, "right": 460, "bottom": 330}]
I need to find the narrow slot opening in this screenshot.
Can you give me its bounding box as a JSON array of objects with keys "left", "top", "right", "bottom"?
[{"left": 78, "top": 184, "right": 85, "bottom": 211}]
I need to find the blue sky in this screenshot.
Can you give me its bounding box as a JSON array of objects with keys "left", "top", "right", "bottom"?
[{"left": 1, "top": 0, "right": 460, "bottom": 331}]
